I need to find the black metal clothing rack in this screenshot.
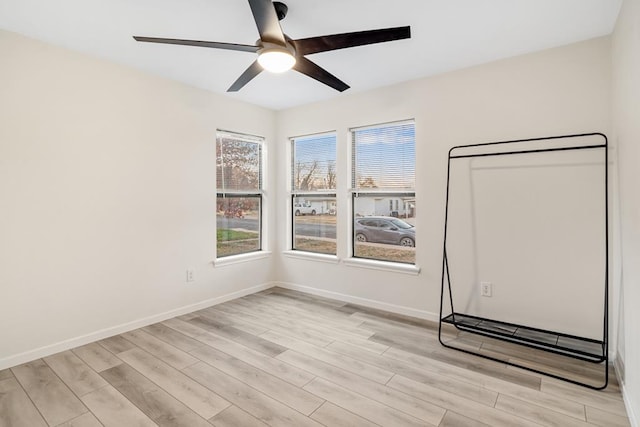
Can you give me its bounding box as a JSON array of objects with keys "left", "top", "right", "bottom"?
[{"left": 438, "top": 133, "right": 609, "bottom": 390}]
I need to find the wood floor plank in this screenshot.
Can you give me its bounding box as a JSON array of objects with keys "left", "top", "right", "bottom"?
[
  {"left": 540, "top": 378, "right": 628, "bottom": 416},
  {"left": 310, "top": 402, "right": 379, "bottom": 427},
  {"left": 303, "top": 377, "right": 430, "bottom": 427},
  {"left": 439, "top": 411, "right": 491, "bottom": 427},
  {"left": 121, "top": 329, "right": 199, "bottom": 369},
  {"left": 73, "top": 342, "right": 122, "bottom": 372},
  {"left": 0, "top": 369, "right": 13, "bottom": 380},
  {"left": 186, "top": 328, "right": 315, "bottom": 387},
  {"left": 81, "top": 384, "right": 157, "bottom": 427},
  {"left": 329, "top": 341, "right": 499, "bottom": 407},
  {"left": 348, "top": 309, "right": 439, "bottom": 334},
  {"left": 585, "top": 405, "right": 631, "bottom": 427},
  {"left": 142, "top": 322, "right": 206, "bottom": 352},
  {"left": 260, "top": 330, "right": 394, "bottom": 384},
  {"left": 486, "top": 376, "right": 586, "bottom": 420},
  {"left": 238, "top": 294, "right": 375, "bottom": 340},
  {"left": 251, "top": 296, "right": 368, "bottom": 334},
  {"left": 44, "top": 350, "right": 108, "bottom": 397},
  {"left": 277, "top": 349, "right": 446, "bottom": 425},
  {"left": 57, "top": 412, "right": 104, "bottom": 427},
  {"left": 189, "top": 345, "right": 323, "bottom": 415},
  {"left": 245, "top": 293, "right": 369, "bottom": 332},
  {"left": 98, "top": 335, "right": 137, "bottom": 354},
  {"left": 428, "top": 346, "right": 542, "bottom": 390},
  {"left": 495, "top": 394, "right": 590, "bottom": 427},
  {"left": 0, "top": 377, "right": 48, "bottom": 427},
  {"left": 118, "top": 347, "right": 230, "bottom": 419},
  {"left": 383, "top": 346, "right": 540, "bottom": 395},
  {"left": 198, "top": 307, "right": 270, "bottom": 335},
  {"left": 183, "top": 361, "right": 324, "bottom": 427},
  {"left": 212, "top": 304, "right": 336, "bottom": 348},
  {"left": 187, "top": 316, "right": 287, "bottom": 357},
  {"left": 11, "top": 359, "right": 88, "bottom": 426},
  {"left": 162, "top": 317, "right": 209, "bottom": 338},
  {"left": 209, "top": 405, "right": 269, "bottom": 427},
  {"left": 269, "top": 288, "right": 348, "bottom": 309},
  {"left": 100, "top": 363, "right": 211, "bottom": 427},
  {"left": 387, "top": 374, "right": 542, "bottom": 427},
  {"left": 382, "top": 344, "right": 597, "bottom": 422}
]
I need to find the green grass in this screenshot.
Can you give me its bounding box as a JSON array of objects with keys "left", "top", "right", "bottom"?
[{"left": 217, "top": 229, "right": 258, "bottom": 241}]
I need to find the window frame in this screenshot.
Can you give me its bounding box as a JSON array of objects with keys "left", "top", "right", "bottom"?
[
  {"left": 215, "top": 130, "right": 265, "bottom": 260},
  {"left": 349, "top": 120, "right": 416, "bottom": 265}
]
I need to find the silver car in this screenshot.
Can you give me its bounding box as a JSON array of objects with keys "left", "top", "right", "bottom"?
[{"left": 354, "top": 216, "right": 415, "bottom": 247}]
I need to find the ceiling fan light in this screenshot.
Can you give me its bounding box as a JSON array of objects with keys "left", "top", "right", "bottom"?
[{"left": 258, "top": 48, "right": 296, "bottom": 73}]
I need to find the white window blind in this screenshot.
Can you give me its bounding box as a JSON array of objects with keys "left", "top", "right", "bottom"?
[
  {"left": 217, "top": 131, "right": 262, "bottom": 192},
  {"left": 292, "top": 133, "right": 337, "bottom": 192},
  {"left": 352, "top": 121, "right": 415, "bottom": 191}
]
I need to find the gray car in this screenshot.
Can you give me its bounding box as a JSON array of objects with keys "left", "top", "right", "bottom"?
[{"left": 354, "top": 216, "right": 415, "bottom": 247}]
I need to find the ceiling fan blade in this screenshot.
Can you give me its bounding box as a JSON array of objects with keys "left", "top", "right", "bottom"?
[
  {"left": 247, "top": 0, "right": 287, "bottom": 45},
  {"left": 133, "top": 36, "right": 259, "bottom": 52},
  {"left": 293, "top": 26, "right": 411, "bottom": 56},
  {"left": 227, "top": 60, "right": 263, "bottom": 92},
  {"left": 293, "top": 56, "right": 349, "bottom": 92}
]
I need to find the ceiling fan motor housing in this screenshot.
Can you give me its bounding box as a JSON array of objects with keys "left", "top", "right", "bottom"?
[{"left": 273, "top": 2, "right": 288, "bottom": 21}]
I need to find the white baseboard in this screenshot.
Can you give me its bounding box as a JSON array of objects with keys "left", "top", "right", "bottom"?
[
  {"left": 615, "top": 357, "right": 639, "bottom": 427},
  {"left": 0, "top": 282, "right": 274, "bottom": 371},
  {"left": 274, "top": 281, "right": 439, "bottom": 322},
  {"left": 621, "top": 382, "right": 639, "bottom": 427}
]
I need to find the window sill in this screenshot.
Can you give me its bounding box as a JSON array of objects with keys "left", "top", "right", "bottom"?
[
  {"left": 213, "top": 251, "right": 272, "bottom": 267},
  {"left": 282, "top": 250, "right": 340, "bottom": 264},
  {"left": 342, "top": 257, "right": 421, "bottom": 275}
]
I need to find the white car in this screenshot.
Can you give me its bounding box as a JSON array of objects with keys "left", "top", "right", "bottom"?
[{"left": 293, "top": 203, "right": 316, "bottom": 216}]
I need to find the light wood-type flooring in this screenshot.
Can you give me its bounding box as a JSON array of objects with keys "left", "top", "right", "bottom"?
[{"left": 0, "top": 287, "right": 631, "bottom": 427}]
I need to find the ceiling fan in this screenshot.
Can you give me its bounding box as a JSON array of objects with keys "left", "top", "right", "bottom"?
[{"left": 133, "top": 0, "right": 411, "bottom": 92}]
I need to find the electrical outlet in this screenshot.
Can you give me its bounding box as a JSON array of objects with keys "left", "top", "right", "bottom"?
[
  {"left": 186, "top": 269, "right": 195, "bottom": 282},
  {"left": 480, "top": 281, "right": 492, "bottom": 297}
]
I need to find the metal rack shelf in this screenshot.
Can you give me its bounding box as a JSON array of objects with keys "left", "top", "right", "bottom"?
[
  {"left": 441, "top": 313, "right": 605, "bottom": 363},
  {"left": 438, "top": 133, "right": 609, "bottom": 390}
]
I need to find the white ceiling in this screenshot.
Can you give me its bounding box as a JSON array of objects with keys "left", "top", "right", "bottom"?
[{"left": 0, "top": 0, "right": 622, "bottom": 110}]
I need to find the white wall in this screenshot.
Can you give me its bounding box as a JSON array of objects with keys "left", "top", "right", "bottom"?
[
  {"left": 0, "top": 30, "right": 277, "bottom": 369},
  {"left": 612, "top": 0, "right": 640, "bottom": 423},
  {"left": 275, "top": 37, "right": 612, "bottom": 334}
]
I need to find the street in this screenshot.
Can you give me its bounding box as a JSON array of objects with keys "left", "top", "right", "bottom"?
[{"left": 217, "top": 216, "right": 337, "bottom": 239}]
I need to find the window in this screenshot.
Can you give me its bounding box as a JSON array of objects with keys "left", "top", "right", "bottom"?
[
  {"left": 291, "top": 132, "right": 337, "bottom": 255},
  {"left": 216, "top": 131, "right": 263, "bottom": 258},
  {"left": 351, "top": 120, "right": 416, "bottom": 264}
]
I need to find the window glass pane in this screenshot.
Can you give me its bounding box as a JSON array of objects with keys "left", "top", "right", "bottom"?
[
  {"left": 292, "top": 134, "right": 336, "bottom": 191},
  {"left": 216, "top": 196, "right": 261, "bottom": 257},
  {"left": 293, "top": 196, "right": 336, "bottom": 255},
  {"left": 353, "top": 196, "right": 415, "bottom": 264},
  {"left": 216, "top": 134, "right": 261, "bottom": 191},
  {"left": 352, "top": 122, "right": 415, "bottom": 190}
]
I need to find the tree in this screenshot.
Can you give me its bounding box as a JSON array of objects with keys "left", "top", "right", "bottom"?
[
  {"left": 358, "top": 176, "right": 378, "bottom": 188},
  {"left": 294, "top": 160, "right": 319, "bottom": 191},
  {"left": 326, "top": 162, "right": 336, "bottom": 189},
  {"left": 216, "top": 138, "right": 260, "bottom": 191},
  {"left": 300, "top": 160, "right": 318, "bottom": 191}
]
